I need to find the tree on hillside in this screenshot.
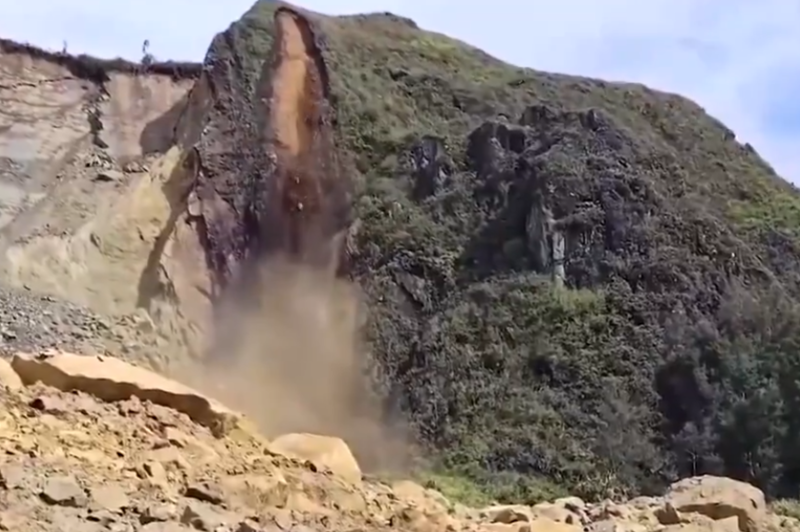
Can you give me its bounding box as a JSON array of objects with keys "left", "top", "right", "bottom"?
[{"left": 141, "top": 39, "right": 154, "bottom": 66}]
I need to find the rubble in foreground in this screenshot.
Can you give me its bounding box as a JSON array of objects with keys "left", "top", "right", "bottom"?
[{"left": 0, "top": 351, "right": 794, "bottom": 532}]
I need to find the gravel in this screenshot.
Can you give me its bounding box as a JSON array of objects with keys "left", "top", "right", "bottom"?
[
  {"left": 0, "top": 284, "right": 115, "bottom": 355},
  {"left": 0, "top": 282, "right": 171, "bottom": 368}
]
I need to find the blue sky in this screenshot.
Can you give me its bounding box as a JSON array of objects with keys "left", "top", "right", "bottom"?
[{"left": 2, "top": 0, "right": 800, "bottom": 183}]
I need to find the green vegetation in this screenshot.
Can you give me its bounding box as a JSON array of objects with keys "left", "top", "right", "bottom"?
[
  {"left": 729, "top": 191, "right": 800, "bottom": 236},
  {"left": 416, "top": 472, "right": 494, "bottom": 507},
  {"left": 231, "top": 2, "right": 800, "bottom": 501},
  {"left": 417, "top": 469, "right": 568, "bottom": 506},
  {"left": 772, "top": 500, "right": 800, "bottom": 521}
]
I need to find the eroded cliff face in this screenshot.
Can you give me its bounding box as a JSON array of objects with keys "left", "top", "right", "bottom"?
[
  {"left": 0, "top": 7, "right": 353, "bottom": 362},
  {"left": 0, "top": 42, "right": 195, "bottom": 317}
]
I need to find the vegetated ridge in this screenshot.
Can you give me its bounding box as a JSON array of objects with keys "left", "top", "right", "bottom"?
[
  {"left": 2, "top": 0, "right": 800, "bottom": 507},
  {"left": 0, "top": 38, "right": 202, "bottom": 82}
]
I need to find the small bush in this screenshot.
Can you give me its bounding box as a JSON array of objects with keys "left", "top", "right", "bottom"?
[{"left": 772, "top": 499, "right": 800, "bottom": 521}]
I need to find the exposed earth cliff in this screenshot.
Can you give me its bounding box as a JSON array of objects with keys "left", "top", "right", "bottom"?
[{"left": 1, "top": 0, "right": 800, "bottom": 511}]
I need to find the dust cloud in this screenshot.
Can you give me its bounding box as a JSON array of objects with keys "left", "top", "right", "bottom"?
[{"left": 185, "top": 256, "right": 415, "bottom": 474}]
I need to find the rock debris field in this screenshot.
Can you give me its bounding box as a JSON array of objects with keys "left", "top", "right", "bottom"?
[{"left": 0, "top": 349, "right": 791, "bottom": 532}]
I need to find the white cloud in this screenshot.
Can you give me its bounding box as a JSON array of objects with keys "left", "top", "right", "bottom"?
[{"left": 2, "top": 0, "right": 799, "bottom": 182}]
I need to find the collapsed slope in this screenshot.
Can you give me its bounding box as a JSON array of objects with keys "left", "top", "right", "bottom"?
[
  {"left": 0, "top": 39, "right": 203, "bottom": 362},
  {"left": 3, "top": 0, "right": 800, "bottom": 504}
]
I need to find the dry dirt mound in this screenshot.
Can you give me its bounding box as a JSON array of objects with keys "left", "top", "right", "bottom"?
[
  {"left": 0, "top": 351, "right": 796, "bottom": 532},
  {"left": 0, "top": 353, "right": 380, "bottom": 532}
]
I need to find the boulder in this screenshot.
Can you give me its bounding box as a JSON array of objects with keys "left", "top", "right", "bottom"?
[
  {"left": 533, "top": 501, "right": 584, "bottom": 525},
  {"left": 661, "top": 476, "right": 766, "bottom": 532},
  {"left": 481, "top": 505, "right": 534, "bottom": 524},
  {"left": 391, "top": 479, "right": 450, "bottom": 515},
  {"left": 11, "top": 351, "right": 241, "bottom": 436},
  {"left": 268, "top": 432, "right": 362, "bottom": 484}
]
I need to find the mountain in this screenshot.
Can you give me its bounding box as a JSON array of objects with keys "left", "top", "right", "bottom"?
[{"left": 2, "top": 1, "right": 800, "bottom": 503}]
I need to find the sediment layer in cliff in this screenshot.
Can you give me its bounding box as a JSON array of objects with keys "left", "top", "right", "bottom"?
[{"left": 0, "top": 36, "right": 202, "bottom": 329}]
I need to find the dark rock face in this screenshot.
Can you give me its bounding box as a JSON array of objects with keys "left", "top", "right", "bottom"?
[
  {"left": 462, "top": 104, "right": 746, "bottom": 299},
  {"left": 406, "top": 135, "right": 453, "bottom": 201},
  {"left": 175, "top": 5, "right": 352, "bottom": 298}
]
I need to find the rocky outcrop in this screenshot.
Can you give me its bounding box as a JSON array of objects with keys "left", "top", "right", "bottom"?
[{"left": 179, "top": 6, "right": 352, "bottom": 287}]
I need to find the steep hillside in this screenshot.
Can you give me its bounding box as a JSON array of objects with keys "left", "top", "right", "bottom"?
[
  {"left": 2, "top": 0, "right": 800, "bottom": 505},
  {"left": 209, "top": 2, "right": 800, "bottom": 502},
  {"left": 0, "top": 39, "right": 204, "bottom": 362}
]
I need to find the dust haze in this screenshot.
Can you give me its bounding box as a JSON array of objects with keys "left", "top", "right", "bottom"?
[{"left": 185, "top": 256, "right": 414, "bottom": 473}]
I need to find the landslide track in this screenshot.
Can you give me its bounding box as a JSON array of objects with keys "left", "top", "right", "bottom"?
[{"left": 0, "top": 3, "right": 379, "bottom": 477}]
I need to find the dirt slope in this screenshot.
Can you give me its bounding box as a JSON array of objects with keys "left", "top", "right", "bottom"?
[{"left": 0, "top": 40, "right": 196, "bottom": 272}]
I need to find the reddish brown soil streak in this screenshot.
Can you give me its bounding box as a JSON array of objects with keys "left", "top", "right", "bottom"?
[{"left": 268, "top": 8, "right": 336, "bottom": 268}]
